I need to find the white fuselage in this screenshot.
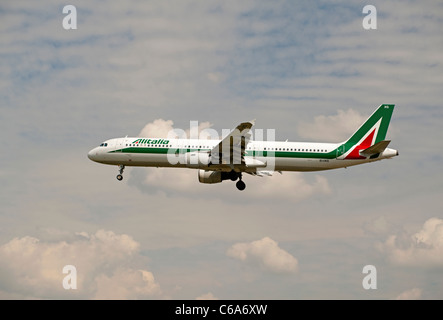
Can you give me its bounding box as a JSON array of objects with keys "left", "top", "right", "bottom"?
[{"left": 87, "top": 137, "right": 398, "bottom": 172}]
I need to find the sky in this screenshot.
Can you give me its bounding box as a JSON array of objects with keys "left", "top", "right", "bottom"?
[{"left": 0, "top": 0, "right": 443, "bottom": 299}]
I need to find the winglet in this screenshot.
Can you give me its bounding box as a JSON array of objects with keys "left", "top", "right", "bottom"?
[{"left": 236, "top": 120, "right": 255, "bottom": 132}]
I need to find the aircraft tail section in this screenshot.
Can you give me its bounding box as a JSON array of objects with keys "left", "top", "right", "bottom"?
[{"left": 338, "top": 104, "right": 395, "bottom": 159}]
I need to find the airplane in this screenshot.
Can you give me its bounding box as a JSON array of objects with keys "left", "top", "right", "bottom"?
[{"left": 88, "top": 104, "right": 398, "bottom": 191}]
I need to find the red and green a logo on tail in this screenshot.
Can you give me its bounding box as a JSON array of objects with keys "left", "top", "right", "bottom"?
[{"left": 338, "top": 104, "right": 394, "bottom": 159}]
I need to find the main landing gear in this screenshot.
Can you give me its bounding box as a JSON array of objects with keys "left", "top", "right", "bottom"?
[
  {"left": 235, "top": 173, "right": 246, "bottom": 191},
  {"left": 222, "top": 171, "right": 246, "bottom": 191},
  {"left": 116, "top": 165, "right": 125, "bottom": 181},
  {"left": 236, "top": 179, "right": 246, "bottom": 191},
  {"left": 220, "top": 171, "right": 246, "bottom": 191}
]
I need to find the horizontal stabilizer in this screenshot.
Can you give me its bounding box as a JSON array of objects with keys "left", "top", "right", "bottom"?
[{"left": 360, "top": 140, "right": 390, "bottom": 157}]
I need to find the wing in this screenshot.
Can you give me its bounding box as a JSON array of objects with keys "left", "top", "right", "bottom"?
[{"left": 209, "top": 120, "right": 255, "bottom": 169}]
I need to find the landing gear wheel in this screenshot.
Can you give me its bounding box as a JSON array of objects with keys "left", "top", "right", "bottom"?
[
  {"left": 116, "top": 165, "right": 125, "bottom": 181},
  {"left": 236, "top": 180, "right": 246, "bottom": 191}
]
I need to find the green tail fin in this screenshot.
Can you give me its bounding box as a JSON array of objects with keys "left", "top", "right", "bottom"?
[
  {"left": 345, "top": 104, "right": 394, "bottom": 146},
  {"left": 337, "top": 104, "right": 394, "bottom": 159}
]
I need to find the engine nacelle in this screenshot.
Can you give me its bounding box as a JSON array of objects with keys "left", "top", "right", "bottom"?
[
  {"left": 185, "top": 152, "right": 211, "bottom": 168},
  {"left": 198, "top": 170, "right": 222, "bottom": 184},
  {"left": 198, "top": 170, "right": 240, "bottom": 184}
]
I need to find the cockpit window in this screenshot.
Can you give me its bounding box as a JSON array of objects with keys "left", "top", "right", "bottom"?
[{"left": 99, "top": 143, "right": 108, "bottom": 147}]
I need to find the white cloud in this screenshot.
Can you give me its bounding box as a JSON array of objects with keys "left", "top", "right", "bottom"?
[
  {"left": 138, "top": 119, "right": 215, "bottom": 140},
  {"left": 132, "top": 167, "right": 198, "bottom": 193},
  {"left": 0, "top": 230, "right": 162, "bottom": 299},
  {"left": 246, "top": 172, "right": 331, "bottom": 202},
  {"left": 363, "top": 216, "right": 397, "bottom": 236},
  {"left": 414, "top": 218, "right": 443, "bottom": 247},
  {"left": 297, "top": 109, "right": 367, "bottom": 142},
  {"left": 138, "top": 119, "right": 175, "bottom": 138},
  {"left": 377, "top": 218, "right": 443, "bottom": 267},
  {"left": 395, "top": 288, "right": 422, "bottom": 300},
  {"left": 196, "top": 292, "right": 218, "bottom": 300},
  {"left": 93, "top": 268, "right": 161, "bottom": 300},
  {"left": 226, "top": 237, "right": 298, "bottom": 274}
]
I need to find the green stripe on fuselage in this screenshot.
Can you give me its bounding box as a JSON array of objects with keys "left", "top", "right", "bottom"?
[{"left": 109, "top": 147, "right": 338, "bottom": 159}]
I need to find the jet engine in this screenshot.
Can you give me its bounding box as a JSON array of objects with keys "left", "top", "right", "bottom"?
[
  {"left": 198, "top": 170, "right": 241, "bottom": 184},
  {"left": 198, "top": 170, "right": 222, "bottom": 184}
]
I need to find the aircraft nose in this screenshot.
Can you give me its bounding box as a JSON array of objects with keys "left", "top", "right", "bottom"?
[{"left": 88, "top": 149, "right": 97, "bottom": 161}]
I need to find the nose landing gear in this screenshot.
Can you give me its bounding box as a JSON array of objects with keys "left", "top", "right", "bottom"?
[{"left": 116, "top": 165, "right": 125, "bottom": 181}]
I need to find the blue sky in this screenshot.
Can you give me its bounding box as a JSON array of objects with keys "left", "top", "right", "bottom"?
[{"left": 1, "top": 0, "right": 443, "bottom": 299}]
